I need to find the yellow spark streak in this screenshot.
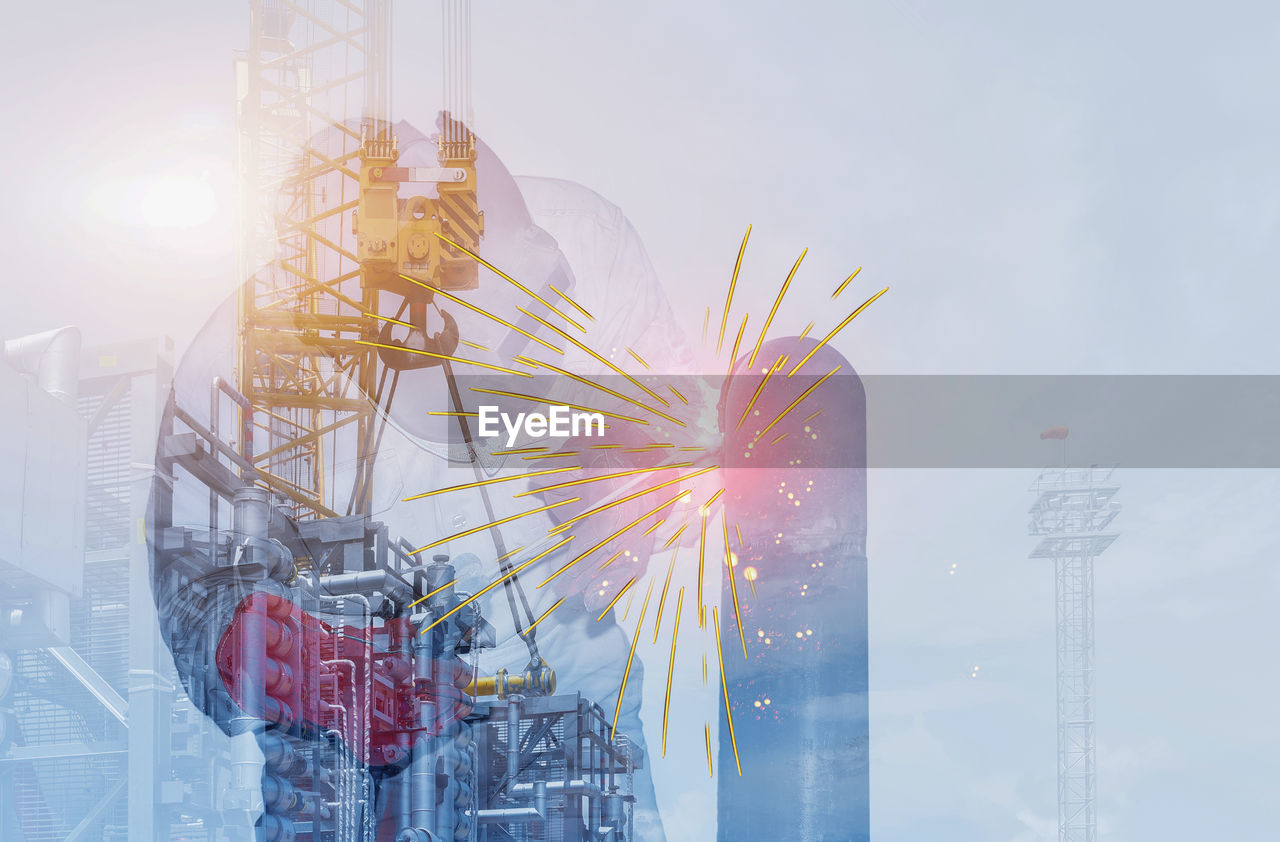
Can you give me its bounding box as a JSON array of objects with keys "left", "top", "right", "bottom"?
[
  {"left": 397, "top": 273, "right": 564, "bottom": 355},
  {"left": 538, "top": 490, "right": 690, "bottom": 589},
  {"left": 515, "top": 307, "right": 673, "bottom": 408},
  {"left": 755, "top": 365, "right": 842, "bottom": 441},
  {"left": 802, "top": 410, "right": 823, "bottom": 423},
  {"left": 702, "top": 307, "right": 710, "bottom": 345},
  {"left": 533, "top": 358, "right": 684, "bottom": 427},
  {"left": 546, "top": 464, "right": 716, "bottom": 535},
  {"left": 704, "top": 488, "right": 725, "bottom": 509},
  {"left": 831, "top": 266, "right": 862, "bottom": 299},
  {"left": 746, "top": 248, "right": 807, "bottom": 369},
  {"left": 431, "top": 234, "right": 587, "bottom": 332},
  {"left": 798, "top": 321, "right": 815, "bottom": 341},
  {"left": 354, "top": 340, "right": 530, "bottom": 376},
  {"left": 512, "top": 354, "right": 540, "bottom": 368},
  {"left": 668, "top": 385, "right": 689, "bottom": 405},
  {"left": 611, "top": 577, "right": 655, "bottom": 739},
  {"left": 734, "top": 523, "right": 745, "bottom": 551},
  {"left": 522, "top": 451, "right": 580, "bottom": 460},
  {"left": 549, "top": 284, "right": 595, "bottom": 322},
  {"left": 492, "top": 446, "right": 548, "bottom": 456},
  {"left": 361, "top": 311, "right": 415, "bottom": 329},
  {"left": 620, "top": 587, "right": 637, "bottom": 621},
  {"left": 722, "top": 513, "right": 748, "bottom": 659},
  {"left": 728, "top": 313, "right": 749, "bottom": 370},
  {"left": 698, "top": 509, "right": 708, "bottom": 623},
  {"left": 704, "top": 723, "right": 714, "bottom": 777},
  {"left": 663, "top": 522, "right": 689, "bottom": 549},
  {"left": 626, "top": 347, "right": 650, "bottom": 370},
  {"left": 596, "top": 577, "right": 637, "bottom": 621},
  {"left": 735, "top": 354, "right": 786, "bottom": 431},
  {"left": 527, "top": 596, "right": 567, "bottom": 632},
  {"left": 653, "top": 545, "right": 679, "bottom": 643},
  {"left": 601, "top": 549, "right": 625, "bottom": 569},
  {"left": 420, "top": 540, "right": 569, "bottom": 634},
  {"left": 702, "top": 653, "right": 708, "bottom": 683},
  {"left": 518, "top": 461, "right": 694, "bottom": 499},
  {"left": 787, "top": 286, "right": 889, "bottom": 377},
  {"left": 590, "top": 443, "right": 623, "bottom": 449},
  {"left": 718, "top": 224, "right": 752, "bottom": 355},
  {"left": 459, "top": 339, "right": 491, "bottom": 353},
  {"left": 770, "top": 433, "right": 787, "bottom": 445},
  {"left": 643, "top": 518, "right": 666, "bottom": 536},
  {"left": 427, "top": 411, "right": 478, "bottom": 417},
  {"left": 402, "top": 465, "right": 579, "bottom": 502},
  {"left": 661, "top": 588, "right": 684, "bottom": 757},
  {"left": 469, "top": 386, "right": 648, "bottom": 426},
  {"left": 412, "top": 498, "right": 581, "bottom": 553},
  {"left": 678, "top": 446, "right": 705, "bottom": 452},
  {"left": 712, "top": 606, "right": 743, "bottom": 776}
]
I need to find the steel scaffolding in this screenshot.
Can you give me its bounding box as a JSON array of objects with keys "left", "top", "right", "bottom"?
[
  {"left": 1028, "top": 466, "right": 1120, "bottom": 842},
  {"left": 234, "top": 0, "right": 389, "bottom": 521}
]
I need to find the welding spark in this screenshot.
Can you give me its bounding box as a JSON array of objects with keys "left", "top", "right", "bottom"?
[
  {"left": 549, "top": 284, "right": 595, "bottom": 322},
  {"left": 354, "top": 339, "right": 531, "bottom": 376},
  {"left": 546, "top": 465, "right": 716, "bottom": 535},
  {"left": 713, "top": 606, "right": 743, "bottom": 776},
  {"left": 718, "top": 224, "right": 752, "bottom": 355},
  {"left": 786, "top": 286, "right": 888, "bottom": 376},
  {"left": 611, "top": 577, "right": 655, "bottom": 739},
  {"left": 521, "top": 461, "right": 695, "bottom": 500},
  {"left": 514, "top": 305, "right": 673, "bottom": 408},
  {"left": 746, "top": 248, "right": 807, "bottom": 369},
  {"left": 661, "top": 588, "right": 684, "bottom": 757},
  {"left": 653, "top": 545, "right": 679, "bottom": 643},
  {"left": 526, "top": 596, "right": 568, "bottom": 632},
  {"left": 727, "top": 313, "right": 749, "bottom": 371},
  {"left": 596, "top": 577, "right": 637, "bottom": 621},
  {"left": 532, "top": 359, "right": 684, "bottom": 426},
  {"left": 722, "top": 512, "right": 748, "bottom": 659},
  {"left": 753, "top": 365, "right": 842, "bottom": 441},
  {"left": 433, "top": 233, "right": 587, "bottom": 332},
  {"left": 411, "top": 497, "right": 581, "bottom": 554},
  {"left": 468, "top": 386, "right": 648, "bottom": 426},
  {"left": 402, "top": 464, "right": 579, "bottom": 502},
  {"left": 397, "top": 272, "right": 564, "bottom": 355},
  {"left": 831, "top": 266, "right": 862, "bottom": 299},
  {"left": 537, "top": 489, "right": 691, "bottom": 589},
  {"left": 735, "top": 353, "right": 787, "bottom": 431},
  {"left": 420, "top": 538, "right": 571, "bottom": 634}
]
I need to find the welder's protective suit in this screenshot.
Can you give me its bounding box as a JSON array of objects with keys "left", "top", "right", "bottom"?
[{"left": 150, "top": 119, "right": 688, "bottom": 842}]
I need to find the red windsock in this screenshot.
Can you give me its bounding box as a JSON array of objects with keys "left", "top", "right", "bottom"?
[{"left": 1040, "top": 426, "right": 1069, "bottom": 440}]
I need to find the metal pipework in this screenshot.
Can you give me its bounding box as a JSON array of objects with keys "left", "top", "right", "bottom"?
[
  {"left": 232, "top": 487, "right": 270, "bottom": 541},
  {"left": 509, "top": 779, "right": 602, "bottom": 798},
  {"left": 212, "top": 375, "right": 254, "bottom": 461},
  {"left": 319, "top": 569, "right": 415, "bottom": 603},
  {"left": 3, "top": 326, "right": 80, "bottom": 403},
  {"left": 465, "top": 662, "right": 556, "bottom": 699},
  {"left": 533, "top": 781, "right": 548, "bottom": 824},
  {"left": 475, "top": 808, "right": 544, "bottom": 823},
  {"left": 409, "top": 610, "right": 437, "bottom": 834},
  {"left": 505, "top": 695, "right": 522, "bottom": 789}
]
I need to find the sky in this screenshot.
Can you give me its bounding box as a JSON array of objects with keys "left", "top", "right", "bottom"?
[{"left": 2, "top": 2, "right": 1278, "bottom": 840}]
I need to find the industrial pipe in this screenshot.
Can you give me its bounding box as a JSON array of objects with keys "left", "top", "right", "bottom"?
[{"left": 3, "top": 326, "right": 81, "bottom": 403}]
